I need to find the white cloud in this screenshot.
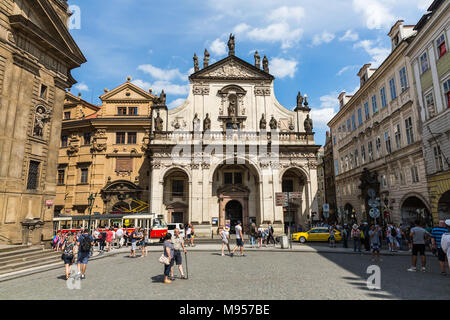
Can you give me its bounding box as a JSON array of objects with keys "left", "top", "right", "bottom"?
[
  {"left": 233, "top": 23, "right": 251, "bottom": 34},
  {"left": 132, "top": 79, "right": 189, "bottom": 96},
  {"left": 168, "top": 98, "right": 186, "bottom": 109},
  {"left": 312, "top": 31, "right": 335, "bottom": 46},
  {"left": 270, "top": 58, "right": 298, "bottom": 79},
  {"left": 339, "top": 30, "right": 359, "bottom": 42},
  {"left": 352, "top": 0, "right": 396, "bottom": 30},
  {"left": 210, "top": 38, "right": 227, "bottom": 56},
  {"left": 246, "top": 23, "right": 303, "bottom": 49},
  {"left": 311, "top": 107, "right": 337, "bottom": 127},
  {"left": 75, "top": 82, "right": 89, "bottom": 91},
  {"left": 336, "top": 65, "right": 358, "bottom": 76},
  {"left": 354, "top": 40, "right": 390, "bottom": 67},
  {"left": 417, "top": 0, "right": 433, "bottom": 10},
  {"left": 268, "top": 6, "right": 305, "bottom": 24},
  {"left": 137, "top": 64, "right": 186, "bottom": 82}
]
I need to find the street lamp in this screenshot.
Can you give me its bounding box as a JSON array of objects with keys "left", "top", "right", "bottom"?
[{"left": 87, "top": 193, "right": 95, "bottom": 234}]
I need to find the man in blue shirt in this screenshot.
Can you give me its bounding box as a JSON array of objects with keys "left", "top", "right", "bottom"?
[
  {"left": 431, "top": 220, "right": 449, "bottom": 276},
  {"left": 76, "top": 229, "right": 94, "bottom": 280}
]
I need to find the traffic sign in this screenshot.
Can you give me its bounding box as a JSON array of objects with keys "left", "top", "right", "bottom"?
[
  {"left": 323, "top": 203, "right": 330, "bottom": 213},
  {"left": 369, "top": 208, "right": 380, "bottom": 219}
]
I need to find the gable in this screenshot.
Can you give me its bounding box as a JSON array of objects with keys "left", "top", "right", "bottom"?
[
  {"left": 100, "top": 82, "right": 155, "bottom": 102},
  {"left": 190, "top": 55, "right": 274, "bottom": 81}
]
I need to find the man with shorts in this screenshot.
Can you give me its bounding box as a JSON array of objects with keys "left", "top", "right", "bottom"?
[
  {"left": 231, "top": 221, "right": 245, "bottom": 257},
  {"left": 369, "top": 225, "right": 382, "bottom": 263},
  {"left": 407, "top": 220, "right": 430, "bottom": 272},
  {"left": 431, "top": 220, "right": 449, "bottom": 276},
  {"left": 130, "top": 229, "right": 139, "bottom": 258},
  {"left": 170, "top": 228, "right": 187, "bottom": 280},
  {"left": 76, "top": 229, "right": 94, "bottom": 280}
]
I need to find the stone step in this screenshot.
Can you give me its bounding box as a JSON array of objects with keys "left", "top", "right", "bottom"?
[
  {"left": 0, "top": 250, "right": 60, "bottom": 266},
  {"left": 0, "top": 247, "right": 44, "bottom": 260},
  {"left": 0, "top": 255, "right": 63, "bottom": 275},
  {"left": 0, "top": 245, "right": 30, "bottom": 254}
]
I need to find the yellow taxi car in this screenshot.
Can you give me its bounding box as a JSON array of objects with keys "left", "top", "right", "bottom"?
[{"left": 292, "top": 227, "right": 342, "bottom": 243}]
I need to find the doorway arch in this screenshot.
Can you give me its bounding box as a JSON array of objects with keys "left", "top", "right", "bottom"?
[
  {"left": 226, "top": 200, "right": 243, "bottom": 233},
  {"left": 401, "top": 196, "right": 432, "bottom": 227},
  {"left": 438, "top": 190, "right": 450, "bottom": 220}
]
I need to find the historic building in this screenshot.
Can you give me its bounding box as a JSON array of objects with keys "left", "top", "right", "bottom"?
[
  {"left": 316, "top": 147, "right": 326, "bottom": 220},
  {"left": 405, "top": 0, "right": 450, "bottom": 222},
  {"left": 147, "top": 36, "right": 320, "bottom": 237},
  {"left": 55, "top": 80, "right": 155, "bottom": 217},
  {"left": 0, "top": 0, "right": 86, "bottom": 244},
  {"left": 328, "top": 21, "right": 431, "bottom": 226},
  {"left": 323, "top": 131, "right": 338, "bottom": 223}
]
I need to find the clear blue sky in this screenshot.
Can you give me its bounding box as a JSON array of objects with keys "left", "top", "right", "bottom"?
[{"left": 68, "top": 0, "right": 433, "bottom": 146}]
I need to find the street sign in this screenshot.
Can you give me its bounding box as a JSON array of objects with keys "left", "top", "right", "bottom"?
[
  {"left": 323, "top": 211, "right": 330, "bottom": 219},
  {"left": 45, "top": 200, "right": 54, "bottom": 206},
  {"left": 275, "top": 193, "right": 287, "bottom": 207},
  {"left": 368, "top": 199, "right": 380, "bottom": 208},
  {"left": 369, "top": 208, "right": 380, "bottom": 219},
  {"left": 289, "top": 192, "right": 302, "bottom": 199}
]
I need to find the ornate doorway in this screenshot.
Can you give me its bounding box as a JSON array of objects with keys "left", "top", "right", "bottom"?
[{"left": 226, "top": 200, "right": 243, "bottom": 233}]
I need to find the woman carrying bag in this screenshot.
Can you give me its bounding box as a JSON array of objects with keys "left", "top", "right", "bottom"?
[
  {"left": 160, "top": 233, "right": 174, "bottom": 284},
  {"left": 61, "top": 233, "right": 76, "bottom": 279}
]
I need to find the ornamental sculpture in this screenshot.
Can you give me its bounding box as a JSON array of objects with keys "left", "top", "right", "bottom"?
[
  {"left": 33, "top": 105, "right": 51, "bottom": 138},
  {"left": 254, "top": 51, "right": 261, "bottom": 69},
  {"left": 204, "top": 113, "right": 211, "bottom": 131},
  {"left": 203, "top": 49, "right": 210, "bottom": 68},
  {"left": 297, "top": 92, "right": 303, "bottom": 108},
  {"left": 228, "top": 34, "right": 235, "bottom": 56},
  {"left": 263, "top": 56, "right": 269, "bottom": 73},
  {"left": 304, "top": 114, "right": 313, "bottom": 133},
  {"left": 269, "top": 115, "right": 277, "bottom": 130},
  {"left": 154, "top": 111, "right": 163, "bottom": 132},
  {"left": 260, "top": 114, "right": 267, "bottom": 130},
  {"left": 193, "top": 53, "right": 199, "bottom": 72},
  {"left": 228, "top": 95, "right": 238, "bottom": 117}
]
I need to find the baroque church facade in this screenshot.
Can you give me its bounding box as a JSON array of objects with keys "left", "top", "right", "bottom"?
[{"left": 148, "top": 36, "right": 320, "bottom": 237}]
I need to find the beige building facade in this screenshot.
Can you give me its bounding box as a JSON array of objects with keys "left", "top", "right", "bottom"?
[
  {"left": 0, "top": 0, "right": 85, "bottom": 244},
  {"left": 55, "top": 80, "right": 155, "bottom": 218},
  {"left": 328, "top": 21, "right": 431, "bottom": 226}
]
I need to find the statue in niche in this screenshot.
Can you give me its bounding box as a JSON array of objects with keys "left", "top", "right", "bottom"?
[
  {"left": 269, "top": 115, "right": 277, "bottom": 130},
  {"left": 203, "top": 49, "right": 210, "bottom": 68},
  {"left": 203, "top": 113, "right": 211, "bottom": 131},
  {"left": 260, "top": 114, "right": 267, "bottom": 130},
  {"left": 228, "top": 34, "right": 235, "bottom": 56},
  {"left": 193, "top": 53, "right": 199, "bottom": 72},
  {"left": 297, "top": 92, "right": 303, "bottom": 108},
  {"left": 228, "top": 94, "right": 237, "bottom": 117},
  {"left": 193, "top": 113, "right": 201, "bottom": 131},
  {"left": 154, "top": 111, "right": 163, "bottom": 132},
  {"left": 254, "top": 51, "right": 261, "bottom": 69},
  {"left": 304, "top": 114, "right": 313, "bottom": 133},
  {"left": 33, "top": 105, "right": 51, "bottom": 137}
]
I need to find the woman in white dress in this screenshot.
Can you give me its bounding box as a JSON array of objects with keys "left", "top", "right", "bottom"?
[{"left": 220, "top": 226, "right": 231, "bottom": 256}]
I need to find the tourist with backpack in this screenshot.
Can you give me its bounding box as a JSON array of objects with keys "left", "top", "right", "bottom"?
[
  {"left": 61, "top": 233, "right": 76, "bottom": 280},
  {"left": 351, "top": 224, "right": 362, "bottom": 253},
  {"left": 76, "top": 229, "right": 94, "bottom": 280}
]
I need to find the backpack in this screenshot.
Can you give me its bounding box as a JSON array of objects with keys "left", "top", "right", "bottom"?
[
  {"left": 391, "top": 227, "right": 397, "bottom": 237},
  {"left": 63, "top": 242, "right": 74, "bottom": 256},
  {"left": 80, "top": 235, "right": 92, "bottom": 252}
]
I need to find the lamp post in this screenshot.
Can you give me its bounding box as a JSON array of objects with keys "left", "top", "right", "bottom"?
[{"left": 87, "top": 193, "right": 95, "bottom": 234}]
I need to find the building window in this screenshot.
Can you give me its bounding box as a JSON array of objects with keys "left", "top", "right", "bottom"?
[
  {"left": 335, "top": 160, "right": 339, "bottom": 176},
  {"left": 172, "top": 180, "right": 184, "bottom": 197},
  {"left": 372, "top": 95, "right": 378, "bottom": 114},
  {"left": 116, "top": 132, "right": 126, "bottom": 144},
  {"left": 380, "top": 88, "right": 387, "bottom": 109},
  {"left": 364, "top": 102, "right": 370, "bottom": 120},
  {"left": 333, "top": 136, "right": 336, "bottom": 145},
  {"left": 80, "top": 168, "right": 88, "bottom": 184},
  {"left": 127, "top": 132, "right": 137, "bottom": 144},
  {"left": 64, "top": 112, "right": 71, "bottom": 120},
  {"left": 357, "top": 108, "right": 363, "bottom": 126},
  {"left": 61, "top": 135, "right": 68, "bottom": 147},
  {"left": 224, "top": 171, "right": 243, "bottom": 185},
  {"left": 26, "top": 161, "right": 40, "bottom": 190},
  {"left": 411, "top": 166, "right": 419, "bottom": 183},
  {"left": 443, "top": 79, "right": 450, "bottom": 108},
  {"left": 83, "top": 132, "right": 92, "bottom": 145},
  {"left": 420, "top": 52, "right": 429, "bottom": 73},
  {"left": 40, "top": 85, "right": 48, "bottom": 100},
  {"left": 405, "top": 117, "right": 414, "bottom": 145},
  {"left": 389, "top": 78, "right": 397, "bottom": 101},
  {"left": 434, "top": 145, "right": 444, "bottom": 172},
  {"left": 128, "top": 107, "right": 138, "bottom": 115},
  {"left": 436, "top": 33, "right": 447, "bottom": 58},
  {"left": 368, "top": 141, "right": 374, "bottom": 162},
  {"left": 394, "top": 124, "right": 402, "bottom": 149},
  {"left": 361, "top": 145, "right": 366, "bottom": 164},
  {"left": 351, "top": 114, "right": 356, "bottom": 131},
  {"left": 354, "top": 149, "right": 359, "bottom": 167},
  {"left": 399, "top": 67, "right": 408, "bottom": 92},
  {"left": 385, "top": 131, "right": 392, "bottom": 154},
  {"left": 381, "top": 175, "right": 387, "bottom": 188},
  {"left": 400, "top": 170, "right": 405, "bottom": 185},
  {"left": 282, "top": 179, "right": 294, "bottom": 193},
  {"left": 424, "top": 92, "right": 436, "bottom": 118},
  {"left": 376, "top": 137, "right": 382, "bottom": 157},
  {"left": 117, "top": 107, "right": 127, "bottom": 115},
  {"left": 57, "top": 169, "right": 65, "bottom": 185}
]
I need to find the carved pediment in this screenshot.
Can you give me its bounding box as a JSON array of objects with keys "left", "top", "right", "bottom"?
[
  {"left": 190, "top": 56, "right": 274, "bottom": 81},
  {"left": 100, "top": 81, "right": 155, "bottom": 102}
]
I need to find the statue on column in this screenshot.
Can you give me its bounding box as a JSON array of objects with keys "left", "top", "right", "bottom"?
[
  {"left": 259, "top": 114, "right": 267, "bottom": 130},
  {"left": 228, "top": 34, "right": 235, "bottom": 56},
  {"left": 154, "top": 111, "right": 163, "bottom": 132},
  {"left": 203, "top": 113, "right": 211, "bottom": 131},
  {"left": 157, "top": 90, "right": 166, "bottom": 106},
  {"left": 269, "top": 115, "right": 277, "bottom": 130},
  {"left": 304, "top": 114, "right": 313, "bottom": 133},
  {"left": 254, "top": 51, "right": 261, "bottom": 69},
  {"left": 193, "top": 53, "right": 199, "bottom": 72},
  {"left": 193, "top": 113, "right": 201, "bottom": 131},
  {"left": 297, "top": 92, "right": 303, "bottom": 108},
  {"left": 203, "top": 49, "right": 210, "bottom": 68},
  {"left": 263, "top": 56, "right": 269, "bottom": 73}
]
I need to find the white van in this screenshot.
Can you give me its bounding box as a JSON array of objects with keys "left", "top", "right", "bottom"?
[{"left": 167, "top": 223, "right": 185, "bottom": 238}]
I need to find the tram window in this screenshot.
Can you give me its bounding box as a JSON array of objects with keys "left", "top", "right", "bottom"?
[{"left": 153, "top": 218, "right": 167, "bottom": 228}]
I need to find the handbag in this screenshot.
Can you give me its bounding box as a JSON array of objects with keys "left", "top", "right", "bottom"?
[{"left": 158, "top": 254, "right": 170, "bottom": 265}]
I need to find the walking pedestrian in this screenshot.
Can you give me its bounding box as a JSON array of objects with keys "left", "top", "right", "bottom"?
[
  {"left": 249, "top": 223, "right": 257, "bottom": 248},
  {"left": 106, "top": 227, "right": 114, "bottom": 252},
  {"left": 395, "top": 224, "right": 403, "bottom": 251},
  {"left": 407, "top": 220, "right": 431, "bottom": 272},
  {"left": 116, "top": 226, "right": 124, "bottom": 248},
  {"left": 329, "top": 226, "right": 336, "bottom": 248},
  {"left": 266, "top": 223, "right": 275, "bottom": 246},
  {"left": 124, "top": 229, "right": 129, "bottom": 247},
  {"left": 130, "top": 228, "right": 139, "bottom": 258},
  {"left": 220, "top": 226, "right": 231, "bottom": 256},
  {"left": 99, "top": 229, "right": 106, "bottom": 253},
  {"left": 351, "top": 224, "right": 362, "bottom": 253},
  {"left": 257, "top": 225, "right": 264, "bottom": 248},
  {"left": 361, "top": 222, "right": 370, "bottom": 251},
  {"left": 141, "top": 228, "right": 149, "bottom": 257},
  {"left": 231, "top": 221, "right": 245, "bottom": 257},
  {"left": 440, "top": 220, "right": 450, "bottom": 274},
  {"left": 76, "top": 229, "right": 94, "bottom": 280},
  {"left": 61, "top": 232, "right": 76, "bottom": 279},
  {"left": 369, "top": 225, "right": 382, "bottom": 263},
  {"left": 170, "top": 228, "right": 187, "bottom": 280},
  {"left": 342, "top": 224, "right": 348, "bottom": 248},
  {"left": 163, "top": 233, "right": 174, "bottom": 284},
  {"left": 186, "top": 224, "right": 192, "bottom": 247},
  {"left": 431, "top": 220, "right": 449, "bottom": 276}
]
